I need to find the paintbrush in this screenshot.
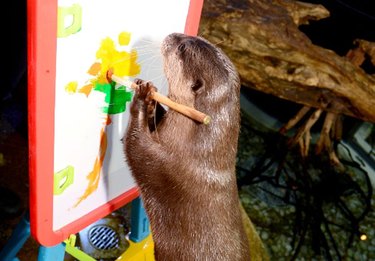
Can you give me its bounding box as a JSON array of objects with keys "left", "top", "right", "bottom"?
[{"left": 107, "top": 70, "right": 211, "bottom": 125}]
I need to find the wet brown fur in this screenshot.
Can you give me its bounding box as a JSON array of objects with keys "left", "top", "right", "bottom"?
[{"left": 124, "top": 33, "right": 251, "bottom": 260}]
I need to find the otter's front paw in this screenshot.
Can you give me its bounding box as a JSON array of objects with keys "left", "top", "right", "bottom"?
[{"left": 134, "top": 79, "right": 158, "bottom": 117}]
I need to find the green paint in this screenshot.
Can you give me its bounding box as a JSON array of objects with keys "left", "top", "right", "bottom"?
[
  {"left": 94, "top": 82, "right": 133, "bottom": 114},
  {"left": 57, "top": 4, "right": 82, "bottom": 38},
  {"left": 54, "top": 165, "right": 75, "bottom": 195}
]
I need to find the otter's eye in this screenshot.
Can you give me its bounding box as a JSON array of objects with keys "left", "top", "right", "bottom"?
[
  {"left": 191, "top": 79, "right": 203, "bottom": 92},
  {"left": 177, "top": 43, "right": 186, "bottom": 53}
]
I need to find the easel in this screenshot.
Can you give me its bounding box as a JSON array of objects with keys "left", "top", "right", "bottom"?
[
  {"left": 19, "top": 1, "right": 203, "bottom": 260},
  {"left": 0, "top": 197, "right": 152, "bottom": 261}
]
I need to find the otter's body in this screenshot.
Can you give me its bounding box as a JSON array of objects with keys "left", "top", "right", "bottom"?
[{"left": 124, "top": 33, "right": 250, "bottom": 260}]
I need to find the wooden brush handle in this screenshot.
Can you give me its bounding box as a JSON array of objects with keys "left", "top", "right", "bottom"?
[
  {"left": 150, "top": 91, "right": 211, "bottom": 125},
  {"left": 110, "top": 74, "right": 211, "bottom": 125}
]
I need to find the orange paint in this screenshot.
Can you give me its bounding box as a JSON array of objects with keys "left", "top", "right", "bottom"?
[
  {"left": 78, "top": 83, "right": 94, "bottom": 97},
  {"left": 106, "top": 115, "right": 112, "bottom": 125},
  {"left": 87, "top": 62, "right": 101, "bottom": 76},
  {"left": 74, "top": 118, "right": 109, "bottom": 207}
]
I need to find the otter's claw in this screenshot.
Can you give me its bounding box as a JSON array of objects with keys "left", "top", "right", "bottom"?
[
  {"left": 134, "top": 79, "right": 158, "bottom": 119},
  {"left": 134, "top": 79, "right": 157, "bottom": 102}
]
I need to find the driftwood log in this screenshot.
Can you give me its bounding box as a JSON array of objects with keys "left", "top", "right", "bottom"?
[
  {"left": 197, "top": 1, "right": 374, "bottom": 258},
  {"left": 198, "top": 1, "right": 375, "bottom": 258},
  {"left": 199, "top": 0, "right": 375, "bottom": 123}
]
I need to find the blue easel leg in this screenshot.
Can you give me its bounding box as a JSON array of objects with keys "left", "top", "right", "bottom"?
[
  {"left": 38, "top": 244, "right": 65, "bottom": 261},
  {"left": 0, "top": 212, "right": 31, "bottom": 261},
  {"left": 129, "top": 197, "right": 150, "bottom": 243}
]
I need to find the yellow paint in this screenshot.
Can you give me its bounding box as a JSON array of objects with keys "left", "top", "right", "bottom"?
[
  {"left": 75, "top": 32, "right": 140, "bottom": 95},
  {"left": 116, "top": 234, "right": 155, "bottom": 261},
  {"left": 96, "top": 36, "right": 141, "bottom": 81},
  {"left": 119, "top": 32, "right": 131, "bottom": 46},
  {"left": 65, "top": 81, "right": 78, "bottom": 93},
  {"left": 76, "top": 32, "right": 140, "bottom": 97}
]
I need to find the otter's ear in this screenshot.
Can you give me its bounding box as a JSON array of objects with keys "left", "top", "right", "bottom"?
[{"left": 191, "top": 79, "right": 203, "bottom": 92}]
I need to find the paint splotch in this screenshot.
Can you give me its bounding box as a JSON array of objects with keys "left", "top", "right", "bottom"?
[
  {"left": 63, "top": 32, "right": 141, "bottom": 207},
  {"left": 73, "top": 121, "right": 108, "bottom": 207},
  {"left": 65, "top": 81, "right": 78, "bottom": 94}
]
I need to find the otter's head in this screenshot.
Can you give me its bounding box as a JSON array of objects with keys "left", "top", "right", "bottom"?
[{"left": 161, "top": 33, "right": 240, "bottom": 112}]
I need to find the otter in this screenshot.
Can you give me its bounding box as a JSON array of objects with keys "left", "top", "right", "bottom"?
[{"left": 124, "top": 33, "right": 251, "bottom": 261}]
